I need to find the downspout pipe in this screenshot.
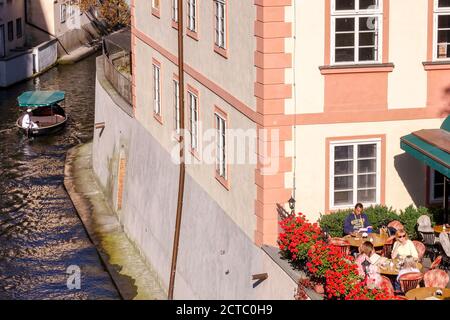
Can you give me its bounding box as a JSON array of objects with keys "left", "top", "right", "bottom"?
[
  {"left": 24, "top": 0, "right": 70, "bottom": 55},
  {"left": 168, "top": 0, "right": 186, "bottom": 300}
]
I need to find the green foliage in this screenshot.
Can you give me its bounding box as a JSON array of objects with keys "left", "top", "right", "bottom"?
[{"left": 319, "top": 205, "right": 436, "bottom": 240}]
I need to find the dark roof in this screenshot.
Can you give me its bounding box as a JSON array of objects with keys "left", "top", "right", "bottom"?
[{"left": 104, "top": 27, "right": 131, "bottom": 53}]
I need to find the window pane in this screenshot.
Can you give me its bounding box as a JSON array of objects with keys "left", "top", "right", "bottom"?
[
  {"left": 358, "top": 144, "right": 376, "bottom": 158},
  {"left": 335, "top": 0, "right": 355, "bottom": 10},
  {"left": 438, "top": 29, "right": 450, "bottom": 43},
  {"left": 437, "top": 43, "right": 450, "bottom": 58},
  {"left": 359, "top": 0, "right": 378, "bottom": 10},
  {"left": 439, "top": 0, "right": 450, "bottom": 8},
  {"left": 336, "top": 33, "right": 355, "bottom": 47},
  {"left": 335, "top": 161, "right": 354, "bottom": 175},
  {"left": 334, "top": 191, "right": 353, "bottom": 205},
  {"left": 358, "top": 159, "right": 376, "bottom": 173},
  {"left": 358, "top": 174, "right": 376, "bottom": 188},
  {"left": 335, "top": 176, "right": 353, "bottom": 190},
  {"left": 336, "top": 48, "right": 355, "bottom": 62},
  {"left": 335, "top": 145, "right": 353, "bottom": 160},
  {"left": 357, "top": 189, "right": 376, "bottom": 202},
  {"left": 359, "top": 47, "right": 376, "bottom": 61},
  {"left": 438, "top": 15, "right": 450, "bottom": 29},
  {"left": 435, "top": 171, "right": 445, "bottom": 184},
  {"left": 336, "top": 18, "right": 355, "bottom": 32},
  {"left": 359, "top": 32, "right": 376, "bottom": 46},
  {"left": 435, "top": 185, "right": 444, "bottom": 199},
  {"left": 360, "top": 17, "right": 377, "bottom": 32}
]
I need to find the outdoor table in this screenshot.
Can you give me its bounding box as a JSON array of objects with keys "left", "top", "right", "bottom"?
[
  {"left": 343, "top": 233, "right": 387, "bottom": 248},
  {"left": 405, "top": 287, "right": 450, "bottom": 300},
  {"left": 433, "top": 225, "right": 450, "bottom": 234},
  {"left": 378, "top": 259, "right": 423, "bottom": 276}
]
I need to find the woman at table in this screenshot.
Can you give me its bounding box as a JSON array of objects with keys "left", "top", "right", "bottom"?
[
  {"left": 394, "top": 255, "right": 420, "bottom": 291},
  {"left": 356, "top": 242, "right": 382, "bottom": 288},
  {"left": 391, "top": 230, "right": 418, "bottom": 260}
]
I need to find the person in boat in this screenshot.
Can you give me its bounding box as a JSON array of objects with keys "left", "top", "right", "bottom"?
[{"left": 21, "top": 109, "right": 39, "bottom": 129}]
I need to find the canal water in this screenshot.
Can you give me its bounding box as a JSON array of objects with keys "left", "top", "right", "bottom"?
[{"left": 0, "top": 55, "right": 120, "bottom": 300}]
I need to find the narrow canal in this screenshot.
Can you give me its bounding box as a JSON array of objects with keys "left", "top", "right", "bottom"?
[{"left": 0, "top": 55, "right": 120, "bottom": 300}]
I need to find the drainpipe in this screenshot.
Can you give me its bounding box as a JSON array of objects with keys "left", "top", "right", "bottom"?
[{"left": 168, "top": 0, "right": 185, "bottom": 300}]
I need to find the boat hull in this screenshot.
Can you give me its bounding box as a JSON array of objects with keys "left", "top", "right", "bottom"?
[{"left": 16, "top": 105, "right": 68, "bottom": 137}]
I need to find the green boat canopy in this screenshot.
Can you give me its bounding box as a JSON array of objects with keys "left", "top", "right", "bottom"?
[
  {"left": 400, "top": 116, "right": 450, "bottom": 179},
  {"left": 17, "top": 91, "right": 65, "bottom": 108}
]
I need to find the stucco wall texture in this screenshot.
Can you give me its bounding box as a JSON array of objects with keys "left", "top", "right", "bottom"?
[{"left": 93, "top": 62, "right": 297, "bottom": 299}]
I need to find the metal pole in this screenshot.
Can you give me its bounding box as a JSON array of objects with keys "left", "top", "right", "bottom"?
[{"left": 168, "top": 0, "right": 185, "bottom": 300}]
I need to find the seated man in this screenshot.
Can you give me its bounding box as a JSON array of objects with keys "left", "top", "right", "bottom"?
[
  {"left": 21, "top": 109, "right": 38, "bottom": 129},
  {"left": 343, "top": 203, "right": 371, "bottom": 235}
]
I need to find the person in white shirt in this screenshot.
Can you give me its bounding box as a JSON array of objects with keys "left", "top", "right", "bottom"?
[
  {"left": 21, "top": 109, "right": 38, "bottom": 129},
  {"left": 391, "top": 230, "right": 418, "bottom": 260}
]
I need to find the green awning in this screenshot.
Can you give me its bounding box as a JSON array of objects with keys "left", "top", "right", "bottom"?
[
  {"left": 400, "top": 116, "right": 450, "bottom": 178},
  {"left": 17, "top": 91, "right": 65, "bottom": 107}
]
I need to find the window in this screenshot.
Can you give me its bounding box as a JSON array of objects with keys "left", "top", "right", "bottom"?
[
  {"left": 7, "top": 21, "right": 13, "bottom": 42},
  {"left": 430, "top": 169, "right": 449, "bottom": 202},
  {"left": 215, "top": 112, "right": 227, "bottom": 180},
  {"left": 330, "top": 139, "right": 381, "bottom": 208},
  {"left": 172, "top": 0, "right": 178, "bottom": 23},
  {"left": 188, "top": 91, "right": 199, "bottom": 151},
  {"left": 214, "top": 0, "right": 226, "bottom": 49},
  {"left": 434, "top": 0, "right": 450, "bottom": 60},
  {"left": 153, "top": 63, "right": 161, "bottom": 117},
  {"left": 174, "top": 79, "right": 180, "bottom": 135},
  {"left": 16, "top": 18, "right": 22, "bottom": 39},
  {"left": 152, "top": 0, "right": 160, "bottom": 17},
  {"left": 152, "top": 0, "right": 160, "bottom": 10},
  {"left": 331, "top": 0, "right": 383, "bottom": 64},
  {"left": 61, "top": 3, "right": 67, "bottom": 23},
  {"left": 188, "top": 0, "right": 197, "bottom": 32}
]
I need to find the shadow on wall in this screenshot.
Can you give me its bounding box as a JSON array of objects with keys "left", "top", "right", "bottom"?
[
  {"left": 442, "top": 86, "right": 450, "bottom": 117},
  {"left": 394, "top": 153, "right": 426, "bottom": 207}
]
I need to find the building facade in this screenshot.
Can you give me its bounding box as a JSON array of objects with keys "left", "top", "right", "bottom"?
[
  {"left": 93, "top": 0, "right": 449, "bottom": 298},
  {"left": 0, "top": 0, "right": 25, "bottom": 58},
  {"left": 25, "top": 0, "right": 99, "bottom": 54}
]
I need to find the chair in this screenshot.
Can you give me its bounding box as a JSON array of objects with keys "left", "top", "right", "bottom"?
[
  {"left": 379, "top": 275, "right": 395, "bottom": 296},
  {"left": 388, "top": 220, "right": 404, "bottom": 232},
  {"left": 438, "top": 232, "right": 450, "bottom": 270},
  {"left": 430, "top": 255, "right": 443, "bottom": 270},
  {"left": 381, "top": 236, "right": 396, "bottom": 259},
  {"left": 399, "top": 272, "right": 423, "bottom": 293},
  {"left": 412, "top": 240, "right": 426, "bottom": 262},
  {"left": 329, "top": 237, "right": 350, "bottom": 256},
  {"left": 423, "top": 269, "right": 449, "bottom": 288},
  {"left": 419, "top": 231, "right": 438, "bottom": 260}
]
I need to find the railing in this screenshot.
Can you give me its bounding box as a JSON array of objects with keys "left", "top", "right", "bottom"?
[{"left": 103, "top": 52, "right": 132, "bottom": 107}]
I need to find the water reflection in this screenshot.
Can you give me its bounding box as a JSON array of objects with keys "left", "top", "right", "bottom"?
[{"left": 0, "top": 55, "right": 120, "bottom": 300}]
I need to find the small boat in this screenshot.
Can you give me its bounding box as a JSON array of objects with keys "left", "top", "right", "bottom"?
[{"left": 16, "top": 91, "right": 68, "bottom": 137}]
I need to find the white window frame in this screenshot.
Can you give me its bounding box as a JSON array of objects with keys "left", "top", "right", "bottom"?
[
  {"left": 331, "top": 0, "right": 383, "bottom": 65},
  {"left": 188, "top": 0, "right": 197, "bottom": 32},
  {"left": 188, "top": 91, "right": 199, "bottom": 151},
  {"left": 215, "top": 113, "right": 227, "bottom": 179},
  {"left": 172, "top": 0, "right": 178, "bottom": 23},
  {"left": 330, "top": 138, "right": 381, "bottom": 210},
  {"left": 60, "top": 3, "right": 67, "bottom": 23},
  {"left": 430, "top": 169, "right": 450, "bottom": 202},
  {"left": 214, "top": 0, "right": 226, "bottom": 49},
  {"left": 153, "top": 64, "right": 161, "bottom": 116},
  {"left": 433, "top": 0, "right": 450, "bottom": 61},
  {"left": 174, "top": 79, "right": 180, "bottom": 135}
]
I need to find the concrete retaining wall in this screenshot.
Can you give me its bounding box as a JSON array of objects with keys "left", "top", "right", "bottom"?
[{"left": 93, "top": 57, "right": 298, "bottom": 299}]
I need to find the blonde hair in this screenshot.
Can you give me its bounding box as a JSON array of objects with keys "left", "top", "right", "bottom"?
[
  {"left": 395, "top": 230, "right": 408, "bottom": 239},
  {"left": 402, "top": 255, "right": 416, "bottom": 269}
]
